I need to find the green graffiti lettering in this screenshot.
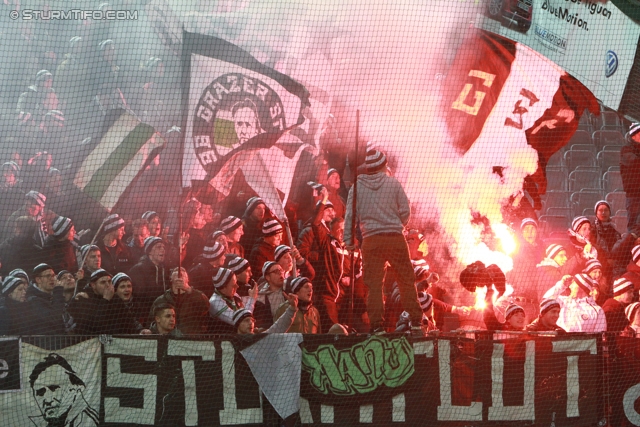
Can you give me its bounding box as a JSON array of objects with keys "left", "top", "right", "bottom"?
[{"left": 302, "top": 336, "right": 414, "bottom": 395}]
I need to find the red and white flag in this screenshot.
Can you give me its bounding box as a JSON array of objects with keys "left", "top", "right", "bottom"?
[{"left": 444, "top": 30, "right": 599, "bottom": 195}]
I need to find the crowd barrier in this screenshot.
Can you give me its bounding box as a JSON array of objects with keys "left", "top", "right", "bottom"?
[{"left": 2, "top": 332, "right": 640, "bottom": 426}]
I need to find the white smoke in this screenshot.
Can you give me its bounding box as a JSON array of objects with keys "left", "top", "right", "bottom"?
[{"left": 180, "top": 0, "right": 539, "bottom": 300}]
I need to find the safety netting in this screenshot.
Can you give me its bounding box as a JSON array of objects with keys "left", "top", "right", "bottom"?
[{"left": 1, "top": 0, "right": 640, "bottom": 425}]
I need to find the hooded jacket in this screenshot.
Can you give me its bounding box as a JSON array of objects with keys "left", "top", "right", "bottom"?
[
  {"left": 253, "top": 283, "right": 285, "bottom": 330},
  {"left": 41, "top": 236, "right": 77, "bottom": 273},
  {"left": 67, "top": 284, "right": 141, "bottom": 335},
  {"left": 151, "top": 288, "right": 210, "bottom": 335},
  {"left": 24, "top": 284, "right": 67, "bottom": 335},
  {"left": 543, "top": 280, "right": 607, "bottom": 333},
  {"left": 344, "top": 171, "right": 410, "bottom": 245},
  {"left": 274, "top": 300, "right": 320, "bottom": 333},
  {"left": 128, "top": 255, "right": 171, "bottom": 313},
  {"left": 621, "top": 140, "right": 640, "bottom": 198}
]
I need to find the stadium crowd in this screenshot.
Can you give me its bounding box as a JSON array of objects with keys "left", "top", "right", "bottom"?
[
  {"left": 1, "top": 1, "right": 640, "bottom": 339},
  {"left": 1, "top": 136, "right": 640, "bottom": 338}
]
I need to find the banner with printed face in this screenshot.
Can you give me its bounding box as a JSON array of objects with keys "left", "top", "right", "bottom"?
[
  {"left": 0, "top": 338, "right": 101, "bottom": 427},
  {"left": 181, "top": 31, "right": 316, "bottom": 211},
  {"left": 478, "top": 0, "right": 640, "bottom": 112},
  {"left": 9, "top": 334, "right": 640, "bottom": 426}
]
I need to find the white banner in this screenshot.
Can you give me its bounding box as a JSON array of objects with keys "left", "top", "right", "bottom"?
[
  {"left": 0, "top": 339, "right": 102, "bottom": 427},
  {"left": 478, "top": 0, "right": 640, "bottom": 110}
]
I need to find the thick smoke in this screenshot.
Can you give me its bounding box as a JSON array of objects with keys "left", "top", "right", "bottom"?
[{"left": 182, "top": 0, "right": 537, "bottom": 301}]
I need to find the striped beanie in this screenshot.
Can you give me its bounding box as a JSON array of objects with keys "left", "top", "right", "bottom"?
[
  {"left": 220, "top": 216, "right": 242, "bottom": 234},
  {"left": 90, "top": 269, "right": 111, "bottom": 282},
  {"left": 286, "top": 277, "right": 310, "bottom": 294},
  {"left": 539, "top": 298, "right": 561, "bottom": 316},
  {"left": 594, "top": 200, "right": 611, "bottom": 215},
  {"left": 274, "top": 245, "right": 291, "bottom": 262},
  {"left": 262, "top": 261, "right": 277, "bottom": 277},
  {"left": 227, "top": 257, "right": 250, "bottom": 275},
  {"left": 56, "top": 270, "right": 71, "bottom": 281},
  {"left": 33, "top": 263, "right": 53, "bottom": 277},
  {"left": 208, "top": 230, "right": 225, "bottom": 245},
  {"left": 2, "top": 276, "right": 25, "bottom": 296},
  {"left": 262, "top": 219, "right": 283, "bottom": 237},
  {"left": 365, "top": 149, "right": 387, "bottom": 172},
  {"left": 141, "top": 211, "right": 159, "bottom": 222},
  {"left": 315, "top": 200, "right": 334, "bottom": 211},
  {"left": 80, "top": 244, "right": 99, "bottom": 260},
  {"left": 414, "top": 264, "right": 429, "bottom": 279},
  {"left": 9, "top": 269, "right": 29, "bottom": 282},
  {"left": 520, "top": 217, "right": 538, "bottom": 230},
  {"left": 26, "top": 191, "right": 46, "bottom": 208},
  {"left": 244, "top": 197, "right": 265, "bottom": 217},
  {"left": 632, "top": 245, "right": 640, "bottom": 264},
  {"left": 2, "top": 161, "right": 19, "bottom": 173},
  {"left": 213, "top": 268, "right": 234, "bottom": 289},
  {"left": 44, "top": 110, "right": 64, "bottom": 124},
  {"left": 232, "top": 308, "right": 253, "bottom": 327},
  {"left": 52, "top": 216, "right": 73, "bottom": 238},
  {"left": 571, "top": 216, "right": 590, "bottom": 233},
  {"left": 327, "top": 168, "right": 340, "bottom": 179},
  {"left": 112, "top": 272, "right": 131, "bottom": 288},
  {"left": 574, "top": 273, "right": 596, "bottom": 294},
  {"left": 583, "top": 258, "right": 603, "bottom": 275},
  {"left": 144, "top": 236, "right": 164, "bottom": 254},
  {"left": 35, "top": 69, "right": 52, "bottom": 84},
  {"left": 626, "top": 302, "right": 640, "bottom": 323},
  {"left": 417, "top": 291, "right": 433, "bottom": 312},
  {"left": 628, "top": 122, "right": 640, "bottom": 140},
  {"left": 202, "top": 242, "right": 225, "bottom": 260},
  {"left": 545, "top": 244, "right": 565, "bottom": 260},
  {"left": 103, "top": 213, "right": 125, "bottom": 233},
  {"left": 613, "top": 277, "right": 634, "bottom": 297},
  {"left": 307, "top": 181, "right": 324, "bottom": 192},
  {"left": 505, "top": 303, "right": 525, "bottom": 320}
]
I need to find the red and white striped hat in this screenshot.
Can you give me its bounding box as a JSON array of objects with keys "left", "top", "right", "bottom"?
[{"left": 613, "top": 277, "right": 634, "bottom": 297}]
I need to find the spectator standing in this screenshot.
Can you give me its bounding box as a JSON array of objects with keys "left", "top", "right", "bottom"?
[
  {"left": 525, "top": 298, "right": 566, "bottom": 333},
  {"left": 41, "top": 216, "right": 76, "bottom": 273},
  {"left": 623, "top": 245, "right": 640, "bottom": 290},
  {"left": 602, "top": 278, "right": 634, "bottom": 332},
  {"left": 344, "top": 149, "right": 423, "bottom": 335},
  {"left": 188, "top": 242, "right": 225, "bottom": 298},
  {"left": 226, "top": 256, "right": 255, "bottom": 298},
  {"left": 274, "top": 244, "right": 315, "bottom": 280},
  {"left": 148, "top": 304, "right": 182, "bottom": 336},
  {"left": 97, "top": 214, "right": 132, "bottom": 274},
  {"left": 150, "top": 268, "right": 209, "bottom": 335},
  {"left": 24, "top": 263, "right": 67, "bottom": 335},
  {"left": 208, "top": 267, "right": 257, "bottom": 333},
  {"left": 0, "top": 216, "right": 41, "bottom": 277},
  {"left": 248, "top": 219, "right": 283, "bottom": 275},
  {"left": 240, "top": 197, "right": 267, "bottom": 253},
  {"left": 253, "top": 261, "right": 286, "bottom": 330},
  {"left": 112, "top": 272, "right": 147, "bottom": 332},
  {"left": 128, "top": 237, "right": 171, "bottom": 315},
  {"left": 221, "top": 216, "right": 245, "bottom": 257},
  {"left": 0, "top": 276, "right": 29, "bottom": 335},
  {"left": 127, "top": 219, "right": 150, "bottom": 265},
  {"left": 234, "top": 293, "right": 298, "bottom": 334},
  {"left": 325, "top": 168, "right": 346, "bottom": 219},
  {"left": 621, "top": 122, "right": 640, "bottom": 231},
  {"left": 274, "top": 277, "right": 320, "bottom": 333},
  {"left": 543, "top": 273, "right": 607, "bottom": 333}
]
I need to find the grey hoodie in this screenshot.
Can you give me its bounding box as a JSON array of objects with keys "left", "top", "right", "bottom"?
[{"left": 344, "top": 171, "right": 410, "bottom": 245}]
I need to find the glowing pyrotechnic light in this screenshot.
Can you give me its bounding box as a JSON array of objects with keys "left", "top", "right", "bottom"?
[
  {"left": 474, "top": 286, "right": 488, "bottom": 311},
  {"left": 492, "top": 223, "right": 516, "bottom": 256},
  {"left": 455, "top": 212, "right": 515, "bottom": 274},
  {"left": 473, "top": 284, "right": 510, "bottom": 311}
]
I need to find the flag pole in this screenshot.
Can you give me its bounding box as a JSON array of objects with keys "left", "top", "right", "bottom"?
[
  {"left": 78, "top": 218, "right": 107, "bottom": 272},
  {"left": 284, "top": 219, "right": 297, "bottom": 278},
  {"left": 349, "top": 110, "right": 360, "bottom": 328}
]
